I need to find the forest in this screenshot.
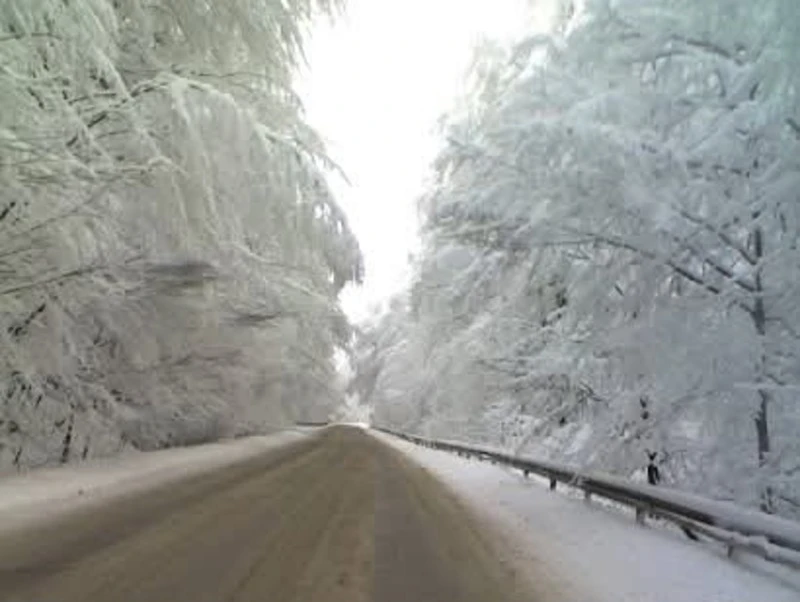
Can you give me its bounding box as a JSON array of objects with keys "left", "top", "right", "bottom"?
[
  {"left": 353, "top": 0, "right": 800, "bottom": 519},
  {"left": 0, "top": 0, "right": 361, "bottom": 468}
]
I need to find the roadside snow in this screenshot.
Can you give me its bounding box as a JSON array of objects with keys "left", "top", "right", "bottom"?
[
  {"left": 377, "top": 432, "right": 800, "bottom": 602},
  {"left": 0, "top": 428, "right": 313, "bottom": 534}
]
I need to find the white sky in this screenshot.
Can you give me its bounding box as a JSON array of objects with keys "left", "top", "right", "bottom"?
[{"left": 298, "top": 0, "right": 535, "bottom": 323}]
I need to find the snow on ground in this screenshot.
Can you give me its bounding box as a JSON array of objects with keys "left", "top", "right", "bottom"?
[
  {"left": 0, "top": 428, "right": 313, "bottom": 534},
  {"left": 376, "top": 432, "right": 800, "bottom": 602}
]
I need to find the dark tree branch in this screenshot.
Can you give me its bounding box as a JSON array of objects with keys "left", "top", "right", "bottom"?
[
  {"left": 568, "top": 228, "right": 723, "bottom": 295},
  {"left": 0, "top": 265, "right": 102, "bottom": 297},
  {"left": 672, "top": 205, "right": 756, "bottom": 266},
  {"left": 661, "top": 229, "right": 756, "bottom": 292},
  {"left": 66, "top": 81, "right": 163, "bottom": 148}
]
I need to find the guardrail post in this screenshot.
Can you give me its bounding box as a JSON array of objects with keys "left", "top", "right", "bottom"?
[
  {"left": 549, "top": 477, "right": 557, "bottom": 491},
  {"left": 635, "top": 507, "right": 646, "bottom": 525},
  {"left": 584, "top": 490, "right": 592, "bottom": 503}
]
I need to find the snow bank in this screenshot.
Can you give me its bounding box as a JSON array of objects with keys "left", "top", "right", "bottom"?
[
  {"left": 0, "top": 428, "right": 313, "bottom": 534},
  {"left": 377, "top": 432, "right": 800, "bottom": 602}
]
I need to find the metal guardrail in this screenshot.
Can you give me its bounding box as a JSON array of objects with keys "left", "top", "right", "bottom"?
[{"left": 376, "top": 426, "right": 800, "bottom": 569}]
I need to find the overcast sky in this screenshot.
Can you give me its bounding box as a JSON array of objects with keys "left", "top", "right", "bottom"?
[{"left": 298, "top": 0, "right": 536, "bottom": 322}]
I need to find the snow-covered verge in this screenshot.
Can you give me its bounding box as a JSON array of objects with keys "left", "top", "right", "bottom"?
[
  {"left": 0, "top": 428, "right": 313, "bottom": 535},
  {"left": 376, "top": 432, "right": 800, "bottom": 602}
]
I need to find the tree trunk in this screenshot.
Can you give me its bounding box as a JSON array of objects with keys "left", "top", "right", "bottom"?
[
  {"left": 751, "top": 226, "right": 773, "bottom": 513},
  {"left": 60, "top": 413, "right": 74, "bottom": 465}
]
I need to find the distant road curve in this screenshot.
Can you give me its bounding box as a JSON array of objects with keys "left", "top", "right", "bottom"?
[{"left": 0, "top": 426, "right": 534, "bottom": 602}]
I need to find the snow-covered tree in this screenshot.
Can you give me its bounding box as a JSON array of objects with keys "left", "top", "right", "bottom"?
[
  {"left": 362, "top": 0, "right": 800, "bottom": 517},
  {"left": 0, "top": 0, "right": 361, "bottom": 469}
]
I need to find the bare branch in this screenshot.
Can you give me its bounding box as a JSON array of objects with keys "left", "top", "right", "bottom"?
[
  {"left": 66, "top": 81, "right": 164, "bottom": 148},
  {"left": 0, "top": 265, "right": 102, "bottom": 297},
  {"left": 662, "top": 229, "right": 756, "bottom": 292},
  {"left": 0, "top": 33, "right": 61, "bottom": 43},
  {"left": 672, "top": 36, "right": 746, "bottom": 66},
  {"left": 567, "top": 227, "right": 723, "bottom": 295},
  {"left": 672, "top": 205, "right": 756, "bottom": 266}
]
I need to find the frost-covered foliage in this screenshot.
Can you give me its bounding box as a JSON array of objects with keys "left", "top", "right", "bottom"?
[
  {"left": 360, "top": 0, "right": 800, "bottom": 517},
  {"left": 0, "top": 0, "right": 361, "bottom": 470}
]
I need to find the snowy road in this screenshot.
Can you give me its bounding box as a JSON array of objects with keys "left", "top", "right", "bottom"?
[{"left": 0, "top": 426, "right": 534, "bottom": 602}]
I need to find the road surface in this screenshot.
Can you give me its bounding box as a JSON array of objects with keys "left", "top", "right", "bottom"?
[{"left": 0, "top": 426, "right": 534, "bottom": 601}]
